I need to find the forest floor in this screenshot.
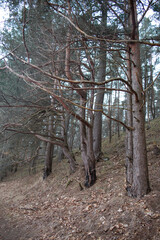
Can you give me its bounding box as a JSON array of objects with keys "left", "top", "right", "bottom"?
[{"left": 0, "top": 118, "right": 160, "bottom": 240}]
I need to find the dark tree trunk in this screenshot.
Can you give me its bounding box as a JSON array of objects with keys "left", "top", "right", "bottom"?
[{"left": 43, "top": 115, "right": 54, "bottom": 179}]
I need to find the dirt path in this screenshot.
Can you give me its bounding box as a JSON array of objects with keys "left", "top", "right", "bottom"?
[
  {"left": 0, "top": 180, "right": 35, "bottom": 240},
  {"left": 0, "top": 207, "right": 30, "bottom": 240}
]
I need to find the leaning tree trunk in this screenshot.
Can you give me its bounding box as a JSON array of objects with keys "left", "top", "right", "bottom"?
[{"left": 126, "top": 0, "right": 150, "bottom": 197}]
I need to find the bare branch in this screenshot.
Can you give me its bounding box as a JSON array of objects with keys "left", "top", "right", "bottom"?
[
  {"left": 138, "top": 0, "right": 154, "bottom": 25},
  {"left": 8, "top": 52, "right": 138, "bottom": 100},
  {"left": 46, "top": 0, "right": 160, "bottom": 47},
  {"left": 65, "top": 98, "right": 134, "bottom": 131},
  {"left": 22, "top": 0, "right": 30, "bottom": 61},
  {"left": 5, "top": 64, "right": 92, "bottom": 128},
  {"left": 143, "top": 72, "right": 160, "bottom": 93}
]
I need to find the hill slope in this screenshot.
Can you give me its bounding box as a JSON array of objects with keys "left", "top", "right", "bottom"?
[{"left": 0, "top": 118, "right": 160, "bottom": 240}]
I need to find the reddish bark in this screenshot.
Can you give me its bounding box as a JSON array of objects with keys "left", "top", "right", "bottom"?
[{"left": 126, "top": 0, "right": 150, "bottom": 197}]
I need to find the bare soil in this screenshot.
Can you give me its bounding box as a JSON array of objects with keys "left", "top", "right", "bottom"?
[{"left": 0, "top": 123, "right": 160, "bottom": 240}]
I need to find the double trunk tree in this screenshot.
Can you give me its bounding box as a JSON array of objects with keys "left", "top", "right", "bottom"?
[
  {"left": 80, "top": 96, "right": 96, "bottom": 187},
  {"left": 65, "top": 0, "right": 96, "bottom": 186}
]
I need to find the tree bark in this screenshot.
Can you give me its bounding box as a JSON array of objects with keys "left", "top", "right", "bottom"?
[
  {"left": 93, "top": 4, "right": 107, "bottom": 162},
  {"left": 62, "top": 113, "right": 77, "bottom": 173},
  {"left": 29, "top": 144, "right": 40, "bottom": 175},
  {"left": 125, "top": 46, "right": 133, "bottom": 190},
  {"left": 68, "top": 116, "right": 76, "bottom": 151},
  {"left": 63, "top": 145, "right": 77, "bottom": 174},
  {"left": 80, "top": 97, "right": 96, "bottom": 187},
  {"left": 65, "top": 0, "right": 96, "bottom": 186},
  {"left": 108, "top": 84, "right": 112, "bottom": 143},
  {"left": 149, "top": 55, "right": 156, "bottom": 119},
  {"left": 93, "top": 40, "right": 106, "bottom": 161},
  {"left": 126, "top": 0, "right": 150, "bottom": 197},
  {"left": 58, "top": 147, "right": 64, "bottom": 161},
  {"left": 43, "top": 115, "right": 54, "bottom": 179}
]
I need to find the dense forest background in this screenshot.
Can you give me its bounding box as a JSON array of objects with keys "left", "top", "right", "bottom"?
[{"left": 0, "top": 0, "right": 160, "bottom": 198}]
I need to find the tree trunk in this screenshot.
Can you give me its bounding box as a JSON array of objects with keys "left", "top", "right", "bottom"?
[
  {"left": 29, "top": 144, "right": 40, "bottom": 175},
  {"left": 126, "top": 0, "right": 150, "bottom": 197},
  {"left": 58, "top": 147, "right": 64, "bottom": 161},
  {"left": 64, "top": 0, "right": 95, "bottom": 184},
  {"left": 108, "top": 84, "right": 112, "bottom": 143},
  {"left": 63, "top": 145, "right": 77, "bottom": 174},
  {"left": 68, "top": 116, "right": 76, "bottom": 151},
  {"left": 43, "top": 115, "right": 54, "bottom": 179},
  {"left": 149, "top": 55, "right": 156, "bottom": 119},
  {"left": 93, "top": 4, "right": 107, "bottom": 162},
  {"left": 125, "top": 46, "right": 133, "bottom": 191},
  {"left": 93, "top": 41, "right": 106, "bottom": 161},
  {"left": 117, "top": 82, "right": 120, "bottom": 138},
  {"left": 62, "top": 113, "right": 77, "bottom": 173},
  {"left": 80, "top": 97, "right": 96, "bottom": 187},
  {"left": 130, "top": 42, "right": 150, "bottom": 197}
]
